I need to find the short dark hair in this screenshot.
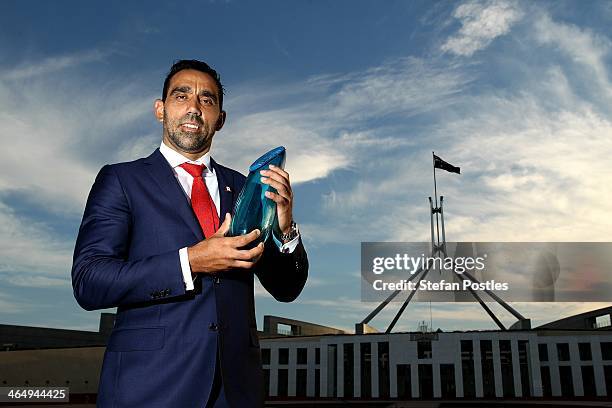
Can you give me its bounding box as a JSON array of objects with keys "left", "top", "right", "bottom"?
[{"left": 162, "top": 59, "right": 225, "bottom": 109}]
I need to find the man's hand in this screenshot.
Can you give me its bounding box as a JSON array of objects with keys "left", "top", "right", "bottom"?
[
  {"left": 187, "top": 214, "right": 265, "bottom": 273},
  {"left": 260, "top": 164, "right": 293, "bottom": 234}
]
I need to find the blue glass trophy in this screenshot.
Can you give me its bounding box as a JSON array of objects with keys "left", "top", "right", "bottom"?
[{"left": 228, "top": 146, "right": 286, "bottom": 246}]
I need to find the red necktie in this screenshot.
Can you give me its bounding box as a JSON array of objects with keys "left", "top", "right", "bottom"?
[{"left": 179, "top": 163, "right": 220, "bottom": 238}]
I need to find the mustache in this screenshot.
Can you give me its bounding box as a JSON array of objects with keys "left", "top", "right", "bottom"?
[{"left": 180, "top": 114, "right": 204, "bottom": 125}]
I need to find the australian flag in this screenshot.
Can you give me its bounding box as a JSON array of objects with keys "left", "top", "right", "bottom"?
[{"left": 433, "top": 153, "right": 460, "bottom": 174}]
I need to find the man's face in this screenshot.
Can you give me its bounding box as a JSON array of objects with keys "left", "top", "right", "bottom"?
[{"left": 154, "top": 69, "right": 226, "bottom": 156}]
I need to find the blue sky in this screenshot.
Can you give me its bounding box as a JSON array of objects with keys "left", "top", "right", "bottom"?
[{"left": 1, "top": 0, "right": 611, "bottom": 333}]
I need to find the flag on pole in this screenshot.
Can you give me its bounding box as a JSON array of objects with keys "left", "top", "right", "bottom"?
[{"left": 433, "top": 154, "right": 460, "bottom": 174}]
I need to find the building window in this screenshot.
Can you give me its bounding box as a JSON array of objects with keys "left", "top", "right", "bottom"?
[
  {"left": 461, "top": 339, "right": 476, "bottom": 398},
  {"left": 581, "top": 366, "right": 596, "bottom": 397},
  {"left": 540, "top": 366, "right": 552, "bottom": 397},
  {"left": 315, "top": 347, "right": 320, "bottom": 364},
  {"left": 327, "top": 344, "right": 338, "bottom": 397},
  {"left": 461, "top": 340, "right": 473, "bottom": 360},
  {"left": 418, "top": 364, "right": 433, "bottom": 399},
  {"left": 601, "top": 342, "right": 612, "bottom": 360},
  {"left": 344, "top": 343, "right": 354, "bottom": 398},
  {"left": 277, "top": 323, "right": 292, "bottom": 336},
  {"left": 557, "top": 343, "right": 570, "bottom": 361},
  {"left": 538, "top": 344, "right": 548, "bottom": 362},
  {"left": 263, "top": 369, "right": 270, "bottom": 396},
  {"left": 261, "top": 348, "right": 271, "bottom": 365},
  {"left": 595, "top": 314, "right": 611, "bottom": 328},
  {"left": 296, "top": 369, "right": 307, "bottom": 397},
  {"left": 578, "top": 342, "right": 592, "bottom": 361},
  {"left": 604, "top": 365, "right": 612, "bottom": 396},
  {"left": 417, "top": 341, "right": 432, "bottom": 359},
  {"left": 378, "top": 342, "right": 390, "bottom": 398},
  {"left": 396, "top": 364, "right": 411, "bottom": 399},
  {"left": 499, "top": 340, "right": 515, "bottom": 398},
  {"left": 518, "top": 340, "right": 531, "bottom": 397},
  {"left": 360, "top": 343, "right": 372, "bottom": 398},
  {"left": 297, "top": 348, "right": 307, "bottom": 364},
  {"left": 559, "top": 366, "right": 574, "bottom": 397},
  {"left": 440, "top": 364, "right": 456, "bottom": 399},
  {"left": 278, "top": 369, "right": 288, "bottom": 397},
  {"left": 480, "top": 340, "right": 495, "bottom": 398},
  {"left": 278, "top": 348, "right": 289, "bottom": 365}
]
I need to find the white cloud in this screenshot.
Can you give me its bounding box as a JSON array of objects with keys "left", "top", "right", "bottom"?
[
  {"left": 325, "top": 58, "right": 470, "bottom": 120},
  {"left": 534, "top": 13, "right": 612, "bottom": 96},
  {"left": 441, "top": 0, "right": 523, "bottom": 57},
  {"left": 0, "top": 52, "right": 158, "bottom": 296},
  {"left": 0, "top": 50, "right": 109, "bottom": 81},
  {"left": 215, "top": 112, "right": 351, "bottom": 184},
  {"left": 215, "top": 57, "right": 468, "bottom": 186},
  {"left": 0, "top": 71, "right": 155, "bottom": 216},
  {"left": 436, "top": 95, "right": 612, "bottom": 242},
  {"left": 0, "top": 291, "right": 32, "bottom": 314},
  {"left": 114, "top": 132, "right": 159, "bottom": 163},
  {"left": 318, "top": 92, "right": 612, "bottom": 244},
  {"left": 312, "top": 11, "right": 612, "bottom": 245},
  {"left": 2, "top": 274, "right": 69, "bottom": 288},
  {"left": 0, "top": 202, "right": 73, "bottom": 277}
]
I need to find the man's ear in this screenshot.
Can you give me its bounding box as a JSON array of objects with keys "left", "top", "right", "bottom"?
[
  {"left": 215, "top": 111, "right": 227, "bottom": 131},
  {"left": 154, "top": 99, "right": 164, "bottom": 122}
]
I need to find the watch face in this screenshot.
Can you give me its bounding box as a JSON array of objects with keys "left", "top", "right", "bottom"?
[{"left": 229, "top": 146, "right": 287, "bottom": 246}]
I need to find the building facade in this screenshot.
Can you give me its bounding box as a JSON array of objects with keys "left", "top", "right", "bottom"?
[
  {"left": 2, "top": 309, "right": 611, "bottom": 403},
  {"left": 261, "top": 330, "right": 612, "bottom": 400}
]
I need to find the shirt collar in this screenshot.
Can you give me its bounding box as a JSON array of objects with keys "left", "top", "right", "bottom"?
[{"left": 159, "top": 141, "right": 213, "bottom": 172}]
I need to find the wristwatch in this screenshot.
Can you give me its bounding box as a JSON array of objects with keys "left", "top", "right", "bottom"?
[{"left": 280, "top": 221, "right": 299, "bottom": 243}]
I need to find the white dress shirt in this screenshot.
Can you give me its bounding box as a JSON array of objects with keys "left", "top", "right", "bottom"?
[{"left": 159, "top": 142, "right": 299, "bottom": 291}]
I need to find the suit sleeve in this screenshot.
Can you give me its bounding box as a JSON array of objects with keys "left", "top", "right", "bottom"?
[
  {"left": 71, "top": 165, "right": 186, "bottom": 311},
  {"left": 254, "top": 236, "right": 308, "bottom": 302}
]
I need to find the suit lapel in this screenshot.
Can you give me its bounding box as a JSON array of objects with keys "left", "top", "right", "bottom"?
[
  {"left": 143, "top": 149, "right": 204, "bottom": 241},
  {"left": 210, "top": 157, "right": 234, "bottom": 222}
]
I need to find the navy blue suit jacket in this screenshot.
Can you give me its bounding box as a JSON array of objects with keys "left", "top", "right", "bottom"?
[{"left": 72, "top": 148, "right": 308, "bottom": 407}]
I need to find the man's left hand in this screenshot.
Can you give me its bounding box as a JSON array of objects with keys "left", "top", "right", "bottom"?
[{"left": 260, "top": 165, "right": 293, "bottom": 235}]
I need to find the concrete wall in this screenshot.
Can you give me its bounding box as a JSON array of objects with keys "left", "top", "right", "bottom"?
[{"left": 0, "top": 347, "right": 104, "bottom": 394}]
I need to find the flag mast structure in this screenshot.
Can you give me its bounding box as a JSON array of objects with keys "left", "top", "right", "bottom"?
[
  {"left": 356, "top": 153, "right": 530, "bottom": 334},
  {"left": 431, "top": 151, "right": 452, "bottom": 259},
  {"left": 433, "top": 153, "right": 441, "bottom": 255}
]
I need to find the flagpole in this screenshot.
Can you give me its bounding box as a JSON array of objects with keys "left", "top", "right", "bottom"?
[
  {"left": 432, "top": 152, "right": 438, "bottom": 208},
  {"left": 432, "top": 152, "right": 440, "bottom": 248}
]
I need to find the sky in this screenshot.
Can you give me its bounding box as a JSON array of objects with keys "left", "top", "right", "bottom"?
[{"left": 1, "top": 0, "right": 611, "bottom": 334}]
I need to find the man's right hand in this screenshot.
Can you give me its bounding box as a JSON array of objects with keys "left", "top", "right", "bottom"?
[{"left": 187, "top": 213, "right": 264, "bottom": 274}]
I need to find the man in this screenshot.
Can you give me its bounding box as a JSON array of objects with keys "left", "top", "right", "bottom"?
[{"left": 72, "top": 60, "right": 308, "bottom": 407}]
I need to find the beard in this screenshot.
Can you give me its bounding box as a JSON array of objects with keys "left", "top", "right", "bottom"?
[{"left": 163, "top": 112, "right": 215, "bottom": 153}]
